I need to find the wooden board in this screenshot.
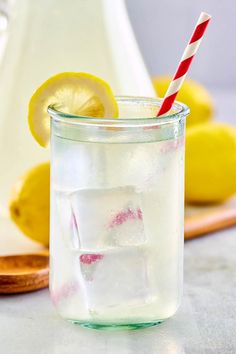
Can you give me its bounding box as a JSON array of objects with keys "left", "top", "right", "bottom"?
[{"left": 185, "top": 197, "right": 236, "bottom": 240}]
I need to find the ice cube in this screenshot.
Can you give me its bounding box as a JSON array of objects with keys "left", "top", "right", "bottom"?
[
  {"left": 107, "top": 206, "right": 145, "bottom": 246},
  {"left": 79, "top": 253, "right": 104, "bottom": 281},
  {"left": 70, "top": 186, "right": 146, "bottom": 250},
  {"left": 79, "top": 247, "right": 153, "bottom": 311},
  {"left": 55, "top": 191, "right": 80, "bottom": 249}
]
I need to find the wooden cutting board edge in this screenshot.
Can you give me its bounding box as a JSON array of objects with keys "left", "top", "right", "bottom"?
[{"left": 184, "top": 208, "right": 236, "bottom": 240}]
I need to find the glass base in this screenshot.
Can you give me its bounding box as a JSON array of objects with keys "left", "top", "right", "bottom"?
[{"left": 69, "top": 320, "right": 164, "bottom": 330}]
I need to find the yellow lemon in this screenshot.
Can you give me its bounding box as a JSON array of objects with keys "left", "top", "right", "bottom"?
[
  {"left": 152, "top": 76, "right": 214, "bottom": 127},
  {"left": 28, "top": 72, "right": 119, "bottom": 147},
  {"left": 185, "top": 123, "right": 236, "bottom": 204},
  {"left": 9, "top": 162, "right": 50, "bottom": 246}
]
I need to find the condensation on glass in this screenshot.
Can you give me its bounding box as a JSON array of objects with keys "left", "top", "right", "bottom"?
[{"left": 49, "top": 97, "right": 189, "bottom": 329}]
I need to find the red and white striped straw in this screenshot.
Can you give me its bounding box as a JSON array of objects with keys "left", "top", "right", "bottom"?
[{"left": 157, "top": 12, "right": 211, "bottom": 117}]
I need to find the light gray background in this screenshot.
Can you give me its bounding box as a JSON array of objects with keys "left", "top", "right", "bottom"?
[{"left": 126, "top": 0, "right": 235, "bottom": 88}]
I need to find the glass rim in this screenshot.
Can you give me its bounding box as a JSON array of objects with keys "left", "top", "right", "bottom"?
[{"left": 48, "top": 96, "right": 189, "bottom": 128}]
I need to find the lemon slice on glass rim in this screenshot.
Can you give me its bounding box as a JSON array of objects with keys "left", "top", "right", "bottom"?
[{"left": 28, "top": 72, "right": 119, "bottom": 147}]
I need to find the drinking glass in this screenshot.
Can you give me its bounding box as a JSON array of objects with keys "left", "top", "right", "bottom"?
[{"left": 49, "top": 96, "right": 189, "bottom": 329}]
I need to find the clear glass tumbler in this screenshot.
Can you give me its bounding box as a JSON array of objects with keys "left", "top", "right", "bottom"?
[{"left": 49, "top": 97, "right": 189, "bottom": 329}]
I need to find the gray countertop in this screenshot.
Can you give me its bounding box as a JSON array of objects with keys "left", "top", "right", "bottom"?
[{"left": 1, "top": 226, "right": 236, "bottom": 354}]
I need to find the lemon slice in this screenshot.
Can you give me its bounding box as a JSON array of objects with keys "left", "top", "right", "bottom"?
[{"left": 28, "top": 72, "right": 119, "bottom": 147}]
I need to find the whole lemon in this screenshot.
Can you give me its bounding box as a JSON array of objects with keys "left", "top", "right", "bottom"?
[
  {"left": 185, "top": 123, "right": 236, "bottom": 204},
  {"left": 152, "top": 76, "right": 214, "bottom": 127},
  {"left": 9, "top": 162, "right": 50, "bottom": 246}
]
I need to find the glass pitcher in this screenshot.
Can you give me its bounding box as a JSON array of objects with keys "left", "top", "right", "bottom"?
[{"left": 0, "top": 0, "right": 155, "bottom": 248}]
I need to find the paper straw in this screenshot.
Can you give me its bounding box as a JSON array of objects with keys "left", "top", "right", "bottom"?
[{"left": 157, "top": 12, "right": 211, "bottom": 117}]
